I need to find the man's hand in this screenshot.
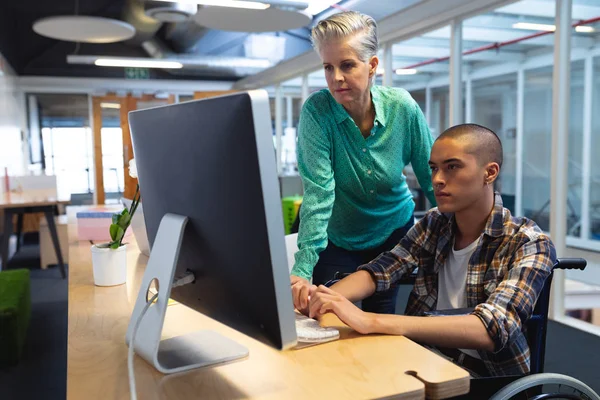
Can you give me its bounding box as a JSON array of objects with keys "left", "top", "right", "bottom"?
[
  {"left": 308, "top": 285, "right": 375, "bottom": 334},
  {"left": 290, "top": 275, "right": 315, "bottom": 312}
]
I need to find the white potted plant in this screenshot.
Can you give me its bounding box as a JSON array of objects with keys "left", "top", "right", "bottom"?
[{"left": 91, "top": 159, "right": 141, "bottom": 286}]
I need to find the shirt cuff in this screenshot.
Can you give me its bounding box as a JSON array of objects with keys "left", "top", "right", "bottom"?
[
  {"left": 472, "top": 303, "right": 509, "bottom": 353},
  {"left": 357, "top": 261, "right": 391, "bottom": 292},
  {"left": 290, "top": 261, "right": 313, "bottom": 281}
]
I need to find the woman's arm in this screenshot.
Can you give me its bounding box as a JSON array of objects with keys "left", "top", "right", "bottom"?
[{"left": 291, "top": 106, "right": 336, "bottom": 281}]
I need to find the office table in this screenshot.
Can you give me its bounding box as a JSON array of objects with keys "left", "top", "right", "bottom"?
[
  {"left": 66, "top": 209, "right": 470, "bottom": 400},
  {"left": 0, "top": 190, "right": 71, "bottom": 277}
]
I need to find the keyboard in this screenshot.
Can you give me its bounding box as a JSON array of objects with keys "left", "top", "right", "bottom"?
[{"left": 295, "top": 312, "right": 339, "bottom": 344}]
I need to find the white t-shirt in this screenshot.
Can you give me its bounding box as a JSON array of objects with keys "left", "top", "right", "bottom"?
[{"left": 437, "top": 238, "right": 481, "bottom": 359}]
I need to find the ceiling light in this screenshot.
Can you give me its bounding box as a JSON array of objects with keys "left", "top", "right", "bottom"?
[
  {"left": 32, "top": 16, "right": 135, "bottom": 43},
  {"left": 68, "top": 54, "right": 272, "bottom": 70},
  {"left": 575, "top": 25, "right": 595, "bottom": 33},
  {"left": 155, "top": 0, "right": 270, "bottom": 10},
  {"left": 94, "top": 58, "right": 183, "bottom": 69},
  {"left": 305, "top": 0, "right": 342, "bottom": 15},
  {"left": 395, "top": 69, "right": 417, "bottom": 75},
  {"left": 513, "top": 22, "right": 595, "bottom": 33},
  {"left": 100, "top": 103, "right": 121, "bottom": 109},
  {"left": 512, "top": 22, "right": 555, "bottom": 31}
]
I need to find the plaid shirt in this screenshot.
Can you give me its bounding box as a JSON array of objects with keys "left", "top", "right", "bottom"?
[{"left": 358, "top": 193, "right": 556, "bottom": 376}]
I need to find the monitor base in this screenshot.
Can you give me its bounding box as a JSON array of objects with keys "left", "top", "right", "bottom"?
[
  {"left": 157, "top": 330, "right": 248, "bottom": 372},
  {"left": 125, "top": 213, "right": 249, "bottom": 374}
]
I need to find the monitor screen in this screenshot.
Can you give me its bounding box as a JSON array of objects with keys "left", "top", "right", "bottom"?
[{"left": 129, "top": 90, "right": 296, "bottom": 350}]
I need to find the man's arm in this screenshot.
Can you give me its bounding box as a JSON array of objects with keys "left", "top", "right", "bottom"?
[
  {"left": 371, "top": 313, "right": 495, "bottom": 351},
  {"left": 321, "top": 215, "right": 428, "bottom": 306},
  {"left": 327, "top": 214, "right": 430, "bottom": 303},
  {"left": 328, "top": 270, "right": 376, "bottom": 303},
  {"left": 309, "top": 285, "right": 493, "bottom": 351},
  {"left": 354, "top": 215, "right": 430, "bottom": 293}
]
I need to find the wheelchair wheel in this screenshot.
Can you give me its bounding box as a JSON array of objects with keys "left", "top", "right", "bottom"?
[{"left": 489, "top": 373, "right": 600, "bottom": 400}]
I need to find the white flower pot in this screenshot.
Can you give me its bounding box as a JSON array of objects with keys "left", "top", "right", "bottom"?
[{"left": 91, "top": 244, "right": 127, "bottom": 286}]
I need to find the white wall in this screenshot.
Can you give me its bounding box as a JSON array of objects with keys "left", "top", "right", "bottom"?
[{"left": 0, "top": 53, "right": 27, "bottom": 176}]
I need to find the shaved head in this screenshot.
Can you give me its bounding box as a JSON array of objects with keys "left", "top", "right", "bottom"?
[{"left": 436, "top": 124, "right": 503, "bottom": 168}]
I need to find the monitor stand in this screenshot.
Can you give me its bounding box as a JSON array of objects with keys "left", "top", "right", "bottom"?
[{"left": 125, "top": 213, "right": 249, "bottom": 374}]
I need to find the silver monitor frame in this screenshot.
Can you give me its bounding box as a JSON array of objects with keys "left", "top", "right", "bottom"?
[{"left": 125, "top": 90, "right": 297, "bottom": 374}]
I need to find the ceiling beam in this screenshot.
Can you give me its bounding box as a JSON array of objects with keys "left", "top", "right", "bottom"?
[
  {"left": 233, "top": 0, "right": 521, "bottom": 90},
  {"left": 424, "top": 26, "right": 596, "bottom": 48},
  {"left": 18, "top": 76, "right": 234, "bottom": 94},
  {"left": 391, "top": 44, "right": 524, "bottom": 62},
  {"left": 399, "top": 63, "right": 451, "bottom": 73},
  {"left": 495, "top": 0, "right": 600, "bottom": 21}
]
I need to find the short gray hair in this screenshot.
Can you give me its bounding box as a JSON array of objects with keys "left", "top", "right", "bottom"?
[{"left": 311, "top": 11, "right": 378, "bottom": 62}]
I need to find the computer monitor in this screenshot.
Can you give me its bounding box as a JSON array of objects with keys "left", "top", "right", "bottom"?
[{"left": 126, "top": 90, "right": 297, "bottom": 374}]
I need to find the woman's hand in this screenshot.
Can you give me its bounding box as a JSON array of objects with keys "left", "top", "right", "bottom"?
[
  {"left": 290, "top": 275, "right": 315, "bottom": 313},
  {"left": 308, "top": 285, "right": 375, "bottom": 334}
]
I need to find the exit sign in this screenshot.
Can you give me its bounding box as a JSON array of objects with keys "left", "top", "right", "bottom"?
[{"left": 125, "top": 67, "right": 150, "bottom": 80}]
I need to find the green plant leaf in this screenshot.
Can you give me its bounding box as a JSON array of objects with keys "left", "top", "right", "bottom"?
[
  {"left": 109, "top": 223, "right": 117, "bottom": 241},
  {"left": 110, "top": 241, "right": 120, "bottom": 249},
  {"left": 112, "top": 213, "right": 120, "bottom": 224},
  {"left": 117, "top": 209, "right": 131, "bottom": 229},
  {"left": 114, "top": 226, "right": 125, "bottom": 244}
]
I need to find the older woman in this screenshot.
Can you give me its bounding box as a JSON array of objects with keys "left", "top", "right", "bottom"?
[{"left": 290, "top": 11, "right": 436, "bottom": 314}]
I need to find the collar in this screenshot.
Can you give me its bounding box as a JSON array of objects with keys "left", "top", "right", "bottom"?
[
  {"left": 370, "top": 86, "right": 386, "bottom": 128},
  {"left": 328, "top": 86, "right": 386, "bottom": 127},
  {"left": 483, "top": 192, "right": 506, "bottom": 238}
]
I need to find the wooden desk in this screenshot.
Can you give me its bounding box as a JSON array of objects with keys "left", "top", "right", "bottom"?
[
  {"left": 0, "top": 190, "right": 71, "bottom": 210},
  {"left": 66, "top": 211, "right": 470, "bottom": 400},
  {"left": 0, "top": 190, "right": 71, "bottom": 277}
]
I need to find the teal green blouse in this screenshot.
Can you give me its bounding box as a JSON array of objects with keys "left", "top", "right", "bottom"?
[{"left": 291, "top": 86, "right": 436, "bottom": 280}]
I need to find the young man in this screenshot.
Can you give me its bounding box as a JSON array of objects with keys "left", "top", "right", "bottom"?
[{"left": 302, "top": 123, "right": 556, "bottom": 377}]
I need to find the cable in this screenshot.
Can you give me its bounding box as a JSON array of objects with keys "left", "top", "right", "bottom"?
[
  {"left": 128, "top": 293, "right": 158, "bottom": 400},
  {"left": 172, "top": 270, "right": 195, "bottom": 288}
]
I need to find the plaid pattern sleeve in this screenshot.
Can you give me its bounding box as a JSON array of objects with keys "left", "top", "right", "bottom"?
[
  {"left": 472, "top": 225, "right": 556, "bottom": 376},
  {"left": 473, "top": 233, "right": 555, "bottom": 352},
  {"left": 357, "top": 215, "right": 431, "bottom": 291}
]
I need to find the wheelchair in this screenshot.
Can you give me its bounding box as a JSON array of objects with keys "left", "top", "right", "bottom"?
[{"left": 488, "top": 372, "right": 600, "bottom": 400}]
